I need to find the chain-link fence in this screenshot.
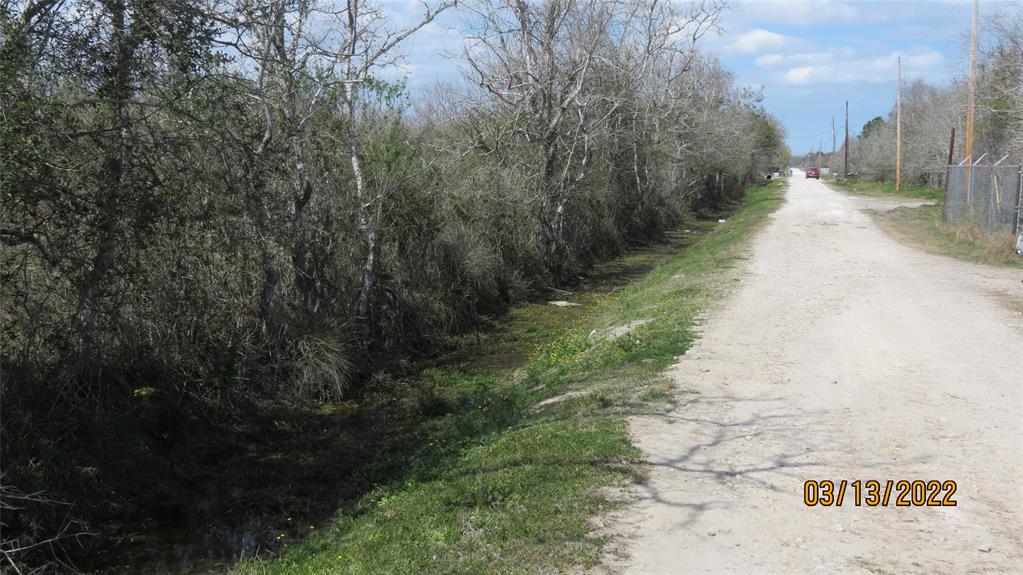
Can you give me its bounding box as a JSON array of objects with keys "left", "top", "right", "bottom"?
[{"left": 945, "top": 164, "right": 1023, "bottom": 236}]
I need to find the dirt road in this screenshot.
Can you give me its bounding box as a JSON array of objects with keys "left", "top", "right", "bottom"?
[{"left": 611, "top": 174, "right": 1023, "bottom": 574}]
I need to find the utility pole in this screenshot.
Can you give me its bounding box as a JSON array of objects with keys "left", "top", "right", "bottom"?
[
  {"left": 896, "top": 56, "right": 902, "bottom": 192},
  {"left": 965, "top": 0, "right": 979, "bottom": 199},
  {"left": 832, "top": 117, "right": 836, "bottom": 153},
  {"left": 843, "top": 100, "right": 849, "bottom": 178}
]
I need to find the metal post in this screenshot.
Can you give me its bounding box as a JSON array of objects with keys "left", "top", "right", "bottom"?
[
  {"left": 844, "top": 101, "right": 849, "bottom": 178},
  {"left": 944, "top": 127, "right": 955, "bottom": 222},
  {"left": 989, "top": 170, "right": 996, "bottom": 230},
  {"left": 969, "top": 162, "right": 974, "bottom": 206},
  {"left": 966, "top": 156, "right": 972, "bottom": 203},
  {"left": 1014, "top": 165, "right": 1022, "bottom": 238}
]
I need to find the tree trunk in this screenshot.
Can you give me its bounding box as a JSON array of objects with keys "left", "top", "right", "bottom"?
[
  {"left": 77, "top": 0, "right": 134, "bottom": 372},
  {"left": 345, "top": 80, "right": 376, "bottom": 330}
]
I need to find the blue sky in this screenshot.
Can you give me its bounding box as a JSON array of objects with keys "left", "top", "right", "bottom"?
[
  {"left": 379, "top": 0, "right": 1007, "bottom": 155},
  {"left": 707, "top": 0, "right": 983, "bottom": 155}
]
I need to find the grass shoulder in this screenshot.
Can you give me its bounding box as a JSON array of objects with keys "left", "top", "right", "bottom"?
[
  {"left": 823, "top": 177, "right": 1021, "bottom": 268},
  {"left": 230, "top": 181, "right": 785, "bottom": 575},
  {"left": 870, "top": 204, "right": 1022, "bottom": 268},
  {"left": 826, "top": 176, "right": 943, "bottom": 201}
]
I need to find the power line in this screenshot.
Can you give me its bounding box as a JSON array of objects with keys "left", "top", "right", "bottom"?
[{"left": 918, "top": 0, "right": 966, "bottom": 41}]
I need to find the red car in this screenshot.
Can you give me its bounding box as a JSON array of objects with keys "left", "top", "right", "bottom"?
[{"left": 805, "top": 167, "right": 821, "bottom": 179}]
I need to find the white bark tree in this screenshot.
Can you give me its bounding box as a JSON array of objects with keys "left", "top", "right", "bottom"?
[
  {"left": 218, "top": 0, "right": 454, "bottom": 334},
  {"left": 461, "top": 0, "right": 615, "bottom": 271}
]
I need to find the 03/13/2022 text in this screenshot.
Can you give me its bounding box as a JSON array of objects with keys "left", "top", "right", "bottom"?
[{"left": 803, "top": 480, "right": 958, "bottom": 507}]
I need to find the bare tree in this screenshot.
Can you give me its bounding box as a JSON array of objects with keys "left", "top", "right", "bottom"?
[
  {"left": 330, "top": 0, "right": 455, "bottom": 327},
  {"left": 461, "top": 0, "right": 617, "bottom": 273},
  {"left": 978, "top": 9, "right": 1023, "bottom": 159},
  {"left": 216, "top": 0, "right": 453, "bottom": 337},
  {"left": 601, "top": 0, "right": 723, "bottom": 211}
]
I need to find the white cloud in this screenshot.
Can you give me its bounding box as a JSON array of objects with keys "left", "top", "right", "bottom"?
[
  {"left": 727, "top": 28, "right": 795, "bottom": 54},
  {"left": 906, "top": 51, "right": 944, "bottom": 69},
  {"left": 729, "top": 0, "right": 861, "bottom": 27},
  {"left": 779, "top": 49, "right": 945, "bottom": 86},
  {"left": 784, "top": 66, "right": 818, "bottom": 84},
  {"left": 726, "top": 0, "right": 964, "bottom": 28},
  {"left": 755, "top": 54, "right": 785, "bottom": 67},
  {"left": 367, "top": 8, "right": 465, "bottom": 88},
  {"left": 755, "top": 52, "right": 835, "bottom": 68}
]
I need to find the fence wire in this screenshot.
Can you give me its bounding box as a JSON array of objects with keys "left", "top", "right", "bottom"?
[{"left": 945, "top": 164, "right": 1023, "bottom": 236}]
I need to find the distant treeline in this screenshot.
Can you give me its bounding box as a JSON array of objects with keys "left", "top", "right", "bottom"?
[
  {"left": 0, "top": 0, "right": 785, "bottom": 567},
  {"left": 805, "top": 10, "right": 1022, "bottom": 186}
]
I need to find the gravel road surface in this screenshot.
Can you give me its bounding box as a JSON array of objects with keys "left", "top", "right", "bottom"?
[{"left": 612, "top": 173, "right": 1023, "bottom": 574}]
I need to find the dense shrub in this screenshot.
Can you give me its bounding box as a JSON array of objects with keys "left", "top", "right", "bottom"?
[{"left": 0, "top": 0, "right": 787, "bottom": 568}]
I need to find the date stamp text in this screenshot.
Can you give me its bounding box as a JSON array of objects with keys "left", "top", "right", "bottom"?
[{"left": 803, "top": 480, "right": 958, "bottom": 507}]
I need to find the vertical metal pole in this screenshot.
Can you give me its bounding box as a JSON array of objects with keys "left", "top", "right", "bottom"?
[
  {"left": 944, "top": 127, "right": 955, "bottom": 222},
  {"left": 989, "top": 170, "right": 996, "bottom": 230},
  {"left": 965, "top": 158, "right": 973, "bottom": 203},
  {"left": 946, "top": 128, "right": 956, "bottom": 175},
  {"left": 1014, "top": 165, "right": 1022, "bottom": 238},
  {"left": 844, "top": 101, "right": 849, "bottom": 178}
]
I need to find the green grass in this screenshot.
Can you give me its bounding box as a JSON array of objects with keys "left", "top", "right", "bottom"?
[
  {"left": 827, "top": 176, "right": 944, "bottom": 201},
  {"left": 825, "top": 177, "right": 1021, "bottom": 267},
  {"left": 822, "top": 176, "right": 1021, "bottom": 268},
  {"left": 231, "top": 181, "right": 784, "bottom": 575},
  {"left": 870, "top": 204, "right": 1023, "bottom": 268}
]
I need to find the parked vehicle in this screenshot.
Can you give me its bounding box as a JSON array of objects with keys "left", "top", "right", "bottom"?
[{"left": 805, "top": 167, "right": 820, "bottom": 179}]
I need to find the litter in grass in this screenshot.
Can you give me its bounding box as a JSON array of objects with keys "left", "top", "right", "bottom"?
[
  {"left": 534, "top": 390, "right": 588, "bottom": 409},
  {"left": 588, "top": 318, "right": 654, "bottom": 342}
]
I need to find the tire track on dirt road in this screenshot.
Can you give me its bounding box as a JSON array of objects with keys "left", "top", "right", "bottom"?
[{"left": 609, "top": 174, "right": 1023, "bottom": 574}]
